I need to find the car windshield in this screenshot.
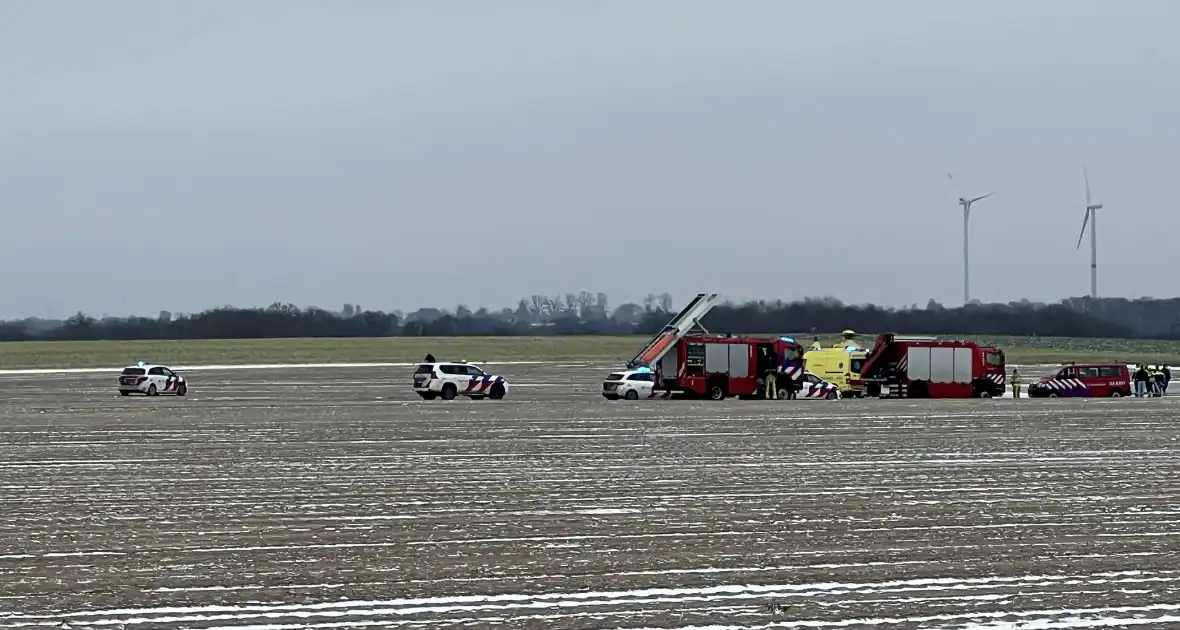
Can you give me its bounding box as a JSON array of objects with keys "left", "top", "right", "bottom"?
[
  {"left": 606, "top": 373, "right": 624, "bottom": 381},
  {"left": 414, "top": 364, "right": 433, "bottom": 374},
  {"left": 121, "top": 367, "right": 145, "bottom": 375}
]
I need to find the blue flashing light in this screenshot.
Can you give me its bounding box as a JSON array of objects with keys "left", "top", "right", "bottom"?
[
  {"left": 635, "top": 366, "right": 652, "bottom": 373},
  {"left": 137, "top": 361, "right": 146, "bottom": 367},
  {"left": 780, "top": 336, "right": 795, "bottom": 343},
  {"left": 845, "top": 344, "right": 858, "bottom": 352}
]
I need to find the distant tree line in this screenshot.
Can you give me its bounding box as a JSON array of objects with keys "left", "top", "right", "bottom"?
[{"left": 1, "top": 293, "right": 1178, "bottom": 342}]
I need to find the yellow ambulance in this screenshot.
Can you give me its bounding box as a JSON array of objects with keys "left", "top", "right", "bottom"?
[{"left": 803, "top": 330, "right": 867, "bottom": 397}]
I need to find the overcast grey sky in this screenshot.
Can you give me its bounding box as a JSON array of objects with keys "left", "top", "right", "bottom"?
[{"left": 1, "top": 1, "right": 1177, "bottom": 318}]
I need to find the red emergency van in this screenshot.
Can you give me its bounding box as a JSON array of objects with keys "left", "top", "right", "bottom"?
[{"left": 1026, "top": 363, "right": 1132, "bottom": 398}]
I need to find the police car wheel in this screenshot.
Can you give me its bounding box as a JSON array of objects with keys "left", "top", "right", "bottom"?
[
  {"left": 147, "top": 384, "right": 157, "bottom": 396},
  {"left": 624, "top": 389, "right": 639, "bottom": 400},
  {"left": 825, "top": 390, "right": 838, "bottom": 400},
  {"left": 418, "top": 392, "right": 437, "bottom": 400},
  {"left": 440, "top": 384, "right": 457, "bottom": 400},
  {"left": 489, "top": 384, "right": 505, "bottom": 400},
  {"left": 176, "top": 383, "right": 187, "bottom": 396},
  {"left": 119, "top": 390, "right": 130, "bottom": 396}
]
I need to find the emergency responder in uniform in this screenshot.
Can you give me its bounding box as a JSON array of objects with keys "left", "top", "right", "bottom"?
[
  {"left": 765, "top": 362, "right": 778, "bottom": 400},
  {"left": 1163, "top": 364, "right": 1172, "bottom": 395},
  {"left": 1151, "top": 365, "right": 1165, "bottom": 397},
  {"left": 424, "top": 353, "right": 436, "bottom": 363},
  {"left": 782, "top": 351, "right": 797, "bottom": 400},
  {"left": 837, "top": 329, "right": 858, "bottom": 349},
  {"left": 1011, "top": 368, "right": 1021, "bottom": 398}
]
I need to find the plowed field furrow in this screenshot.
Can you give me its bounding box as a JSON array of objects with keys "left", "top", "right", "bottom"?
[{"left": 2, "top": 363, "right": 1179, "bottom": 629}]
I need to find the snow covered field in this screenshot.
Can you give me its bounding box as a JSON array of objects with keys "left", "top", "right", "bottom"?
[{"left": 0, "top": 362, "right": 1178, "bottom": 629}]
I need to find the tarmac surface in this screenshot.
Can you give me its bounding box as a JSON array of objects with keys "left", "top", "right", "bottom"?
[{"left": 1, "top": 361, "right": 1179, "bottom": 629}]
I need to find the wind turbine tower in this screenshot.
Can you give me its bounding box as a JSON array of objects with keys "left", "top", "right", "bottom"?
[
  {"left": 949, "top": 173, "right": 994, "bottom": 305},
  {"left": 1076, "top": 166, "right": 1103, "bottom": 298}
]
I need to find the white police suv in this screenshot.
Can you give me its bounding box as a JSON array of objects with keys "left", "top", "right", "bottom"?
[
  {"left": 412, "top": 360, "right": 509, "bottom": 400},
  {"left": 118, "top": 361, "right": 188, "bottom": 396}
]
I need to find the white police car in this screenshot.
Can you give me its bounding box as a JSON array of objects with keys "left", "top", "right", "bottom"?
[
  {"left": 602, "top": 368, "right": 662, "bottom": 400},
  {"left": 118, "top": 362, "right": 188, "bottom": 396},
  {"left": 412, "top": 360, "right": 509, "bottom": 400}
]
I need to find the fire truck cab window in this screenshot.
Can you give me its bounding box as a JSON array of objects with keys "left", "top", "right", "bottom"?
[
  {"left": 782, "top": 347, "right": 801, "bottom": 360},
  {"left": 984, "top": 352, "right": 1003, "bottom": 366}
]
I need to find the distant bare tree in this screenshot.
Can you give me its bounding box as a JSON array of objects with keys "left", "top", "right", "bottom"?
[
  {"left": 658, "top": 293, "right": 673, "bottom": 312},
  {"left": 643, "top": 294, "right": 657, "bottom": 312}
]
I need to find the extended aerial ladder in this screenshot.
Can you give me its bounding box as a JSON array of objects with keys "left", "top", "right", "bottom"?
[{"left": 626, "top": 293, "right": 720, "bottom": 369}]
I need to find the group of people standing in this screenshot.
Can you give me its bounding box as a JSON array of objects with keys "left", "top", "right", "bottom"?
[{"left": 1133, "top": 364, "right": 1170, "bottom": 397}]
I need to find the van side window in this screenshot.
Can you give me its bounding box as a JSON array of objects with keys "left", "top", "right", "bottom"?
[
  {"left": 1078, "top": 367, "right": 1100, "bottom": 379},
  {"left": 1059, "top": 367, "right": 1076, "bottom": 378},
  {"left": 1098, "top": 366, "right": 1123, "bottom": 378}
]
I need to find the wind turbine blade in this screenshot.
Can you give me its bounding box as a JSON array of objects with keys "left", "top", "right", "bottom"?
[
  {"left": 1076, "top": 211, "right": 1090, "bottom": 250},
  {"left": 969, "top": 192, "right": 995, "bottom": 204},
  {"left": 1084, "top": 166, "right": 1091, "bottom": 207}
]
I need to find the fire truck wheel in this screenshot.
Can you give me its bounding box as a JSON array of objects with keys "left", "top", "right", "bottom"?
[
  {"left": 708, "top": 384, "right": 725, "bottom": 400},
  {"left": 624, "top": 389, "right": 639, "bottom": 400},
  {"left": 776, "top": 388, "right": 790, "bottom": 400}
]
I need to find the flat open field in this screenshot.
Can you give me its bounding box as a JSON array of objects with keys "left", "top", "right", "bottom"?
[
  {"left": 2, "top": 334, "right": 1180, "bottom": 369},
  {"left": 1, "top": 360, "right": 1179, "bottom": 629}
]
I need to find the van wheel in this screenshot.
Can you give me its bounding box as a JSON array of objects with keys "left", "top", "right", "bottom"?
[
  {"left": 440, "top": 384, "right": 457, "bottom": 400},
  {"left": 624, "top": 389, "right": 639, "bottom": 400},
  {"left": 708, "top": 384, "right": 725, "bottom": 401},
  {"left": 1110, "top": 390, "right": 1122, "bottom": 398},
  {"left": 1047, "top": 392, "right": 1059, "bottom": 398}
]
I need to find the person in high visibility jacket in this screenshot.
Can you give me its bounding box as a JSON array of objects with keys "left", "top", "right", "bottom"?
[{"left": 1011, "top": 368, "right": 1021, "bottom": 398}]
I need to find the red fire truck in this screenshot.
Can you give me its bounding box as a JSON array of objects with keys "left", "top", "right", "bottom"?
[
  {"left": 666, "top": 334, "right": 805, "bottom": 400},
  {"left": 850, "top": 333, "right": 1007, "bottom": 398},
  {"left": 624, "top": 293, "right": 806, "bottom": 400}
]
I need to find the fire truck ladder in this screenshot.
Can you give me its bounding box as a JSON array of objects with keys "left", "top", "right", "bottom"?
[{"left": 626, "top": 293, "right": 720, "bottom": 369}]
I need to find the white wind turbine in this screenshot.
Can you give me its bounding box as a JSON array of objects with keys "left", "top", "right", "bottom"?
[
  {"left": 1076, "top": 166, "right": 1103, "bottom": 298},
  {"left": 948, "top": 173, "right": 995, "bottom": 305}
]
